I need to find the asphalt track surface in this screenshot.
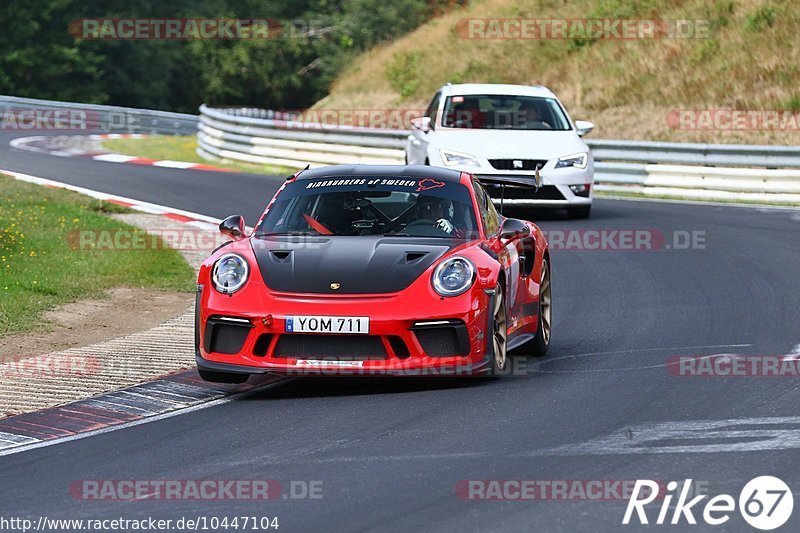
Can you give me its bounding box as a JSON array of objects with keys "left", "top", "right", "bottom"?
[{"left": 2, "top": 130, "right": 800, "bottom": 532}]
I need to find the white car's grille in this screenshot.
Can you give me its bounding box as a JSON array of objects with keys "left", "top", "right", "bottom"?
[{"left": 488, "top": 159, "right": 548, "bottom": 171}]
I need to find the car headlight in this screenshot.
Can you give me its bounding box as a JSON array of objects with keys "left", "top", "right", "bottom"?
[
  {"left": 212, "top": 253, "right": 249, "bottom": 294},
  {"left": 432, "top": 256, "right": 475, "bottom": 297},
  {"left": 440, "top": 149, "right": 480, "bottom": 167},
  {"left": 555, "top": 152, "right": 588, "bottom": 169}
]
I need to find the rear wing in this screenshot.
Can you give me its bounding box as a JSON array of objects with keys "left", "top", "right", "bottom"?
[{"left": 476, "top": 166, "right": 542, "bottom": 191}]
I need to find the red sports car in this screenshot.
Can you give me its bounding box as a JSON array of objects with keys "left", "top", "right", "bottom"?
[{"left": 195, "top": 165, "right": 551, "bottom": 382}]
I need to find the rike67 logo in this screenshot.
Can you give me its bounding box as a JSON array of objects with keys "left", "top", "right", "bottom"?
[{"left": 623, "top": 476, "right": 793, "bottom": 530}]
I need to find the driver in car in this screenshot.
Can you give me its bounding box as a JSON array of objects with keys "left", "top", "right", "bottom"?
[{"left": 417, "top": 195, "right": 457, "bottom": 234}]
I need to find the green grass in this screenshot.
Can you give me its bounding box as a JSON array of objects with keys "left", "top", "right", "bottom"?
[
  {"left": 102, "top": 135, "right": 297, "bottom": 176},
  {"left": 0, "top": 175, "right": 195, "bottom": 336}
]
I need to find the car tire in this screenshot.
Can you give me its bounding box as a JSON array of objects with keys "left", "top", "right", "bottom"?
[
  {"left": 485, "top": 287, "right": 509, "bottom": 377},
  {"left": 198, "top": 369, "right": 249, "bottom": 384},
  {"left": 529, "top": 258, "right": 551, "bottom": 357},
  {"left": 567, "top": 205, "right": 591, "bottom": 219}
]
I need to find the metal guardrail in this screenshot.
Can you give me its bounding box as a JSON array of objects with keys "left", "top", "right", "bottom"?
[
  {"left": 0, "top": 95, "right": 198, "bottom": 135},
  {"left": 198, "top": 105, "right": 800, "bottom": 203},
  {"left": 4, "top": 96, "right": 798, "bottom": 203},
  {"left": 589, "top": 139, "right": 800, "bottom": 168},
  {"left": 197, "top": 105, "right": 406, "bottom": 168}
]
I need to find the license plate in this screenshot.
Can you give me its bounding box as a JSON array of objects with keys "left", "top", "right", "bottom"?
[{"left": 285, "top": 316, "right": 369, "bottom": 334}]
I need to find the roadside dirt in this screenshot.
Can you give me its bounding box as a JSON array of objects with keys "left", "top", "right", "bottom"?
[{"left": 0, "top": 287, "right": 191, "bottom": 359}]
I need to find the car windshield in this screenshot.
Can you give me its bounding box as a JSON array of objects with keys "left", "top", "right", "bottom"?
[
  {"left": 441, "top": 95, "right": 571, "bottom": 130},
  {"left": 256, "top": 176, "right": 479, "bottom": 239}
]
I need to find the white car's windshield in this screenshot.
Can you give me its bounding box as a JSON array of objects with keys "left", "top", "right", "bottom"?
[{"left": 441, "top": 95, "right": 571, "bottom": 131}]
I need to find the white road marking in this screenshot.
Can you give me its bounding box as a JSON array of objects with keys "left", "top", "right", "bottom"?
[
  {"left": 8, "top": 136, "right": 50, "bottom": 153},
  {"left": 152, "top": 160, "right": 196, "bottom": 169},
  {"left": 270, "top": 416, "right": 800, "bottom": 465},
  {"left": 536, "top": 416, "right": 800, "bottom": 456},
  {"left": 0, "top": 431, "right": 40, "bottom": 447},
  {"left": 533, "top": 344, "right": 754, "bottom": 373},
  {"left": 532, "top": 353, "right": 731, "bottom": 373},
  {"left": 549, "top": 343, "right": 753, "bottom": 361},
  {"left": 0, "top": 169, "right": 222, "bottom": 225},
  {"left": 92, "top": 153, "right": 138, "bottom": 163}
]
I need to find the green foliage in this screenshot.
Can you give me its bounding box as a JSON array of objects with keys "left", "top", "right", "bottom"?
[
  {"left": 784, "top": 93, "right": 800, "bottom": 112},
  {"left": 711, "top": 0, "right": 736, "bottom": 28},
  {"left": 0, "top": 0, "right": 105, "bottom": 102},
  {"left": 386, "top": 51, "right": 421, "bottom": 98},
  {"left": 745, "top": 5, "right": 777, "bottom": 32},
  {"left": 690, "top": 37, "right": 721, "bottom": 63},
  {"left": 0, "top": 0, "right": 455, "bottom": 111},
  {"left": 450, "top": 59, "right": 489, "bottom": 85}
]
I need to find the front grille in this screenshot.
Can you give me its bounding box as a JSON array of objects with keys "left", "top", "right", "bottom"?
[
  {"left": 274, "top": 334, "right": 388, "bottom": 360},
  {"left": 489, "top": 159, "right": 548, "bottom": 171},
  {"left": 485, "top": 184, "right": 565, "bottom": 201},
  {"left": 412, "top": 321, "right": 470, "bottom": 357}
]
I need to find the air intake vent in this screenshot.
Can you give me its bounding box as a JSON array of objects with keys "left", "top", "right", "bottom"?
[
  {"left": 270, "top": 250, "right": 292, "bottom": 262},
  {"left": 412, "top": 321, "right": 470, "bottom": 357},
  {"left": 403, "top": 251, "right": 429, "bottom": 264},
  {"left": 204, "top": 317, "right": 253, "bottom": 354}
]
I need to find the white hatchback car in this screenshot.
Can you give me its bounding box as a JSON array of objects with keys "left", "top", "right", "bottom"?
[{"left": 405, "top": 83, "right": 595, "bottom": 218}]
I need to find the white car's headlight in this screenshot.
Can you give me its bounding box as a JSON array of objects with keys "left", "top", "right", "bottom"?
[
  {"left": 555, "top": 152, "right": 588, "bottom": 169},
  {"left": 440, "top": 149, "right": 480, "bottom": 167},
  {"left": 432, "top": 256, "right": 475, "bottom": 297},
  {"left": 212, "top": 253, "right": 249, "bottom": 294}
]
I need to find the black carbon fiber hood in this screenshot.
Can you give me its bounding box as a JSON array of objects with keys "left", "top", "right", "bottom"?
[{"left": 251, "top": 235, "right": 453, "bottom": 294}]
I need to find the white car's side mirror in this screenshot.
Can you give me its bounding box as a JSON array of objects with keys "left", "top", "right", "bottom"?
[
  {"left": 575, "top": 120, "right": 594, "bottom": 137},
  {"left": 411, "top": 116, "right": 431, "bottom": 133}
]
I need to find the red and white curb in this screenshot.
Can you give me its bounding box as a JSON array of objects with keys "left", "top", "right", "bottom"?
[
  {"left": 0, "top": 168, "right": 222, "bottom": 232},
  {"left": 9, "top": 133, "right": 232, "bottom": 173},
  {"left": 0, "top": 371, "right": 287, "bottom": 456}
]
